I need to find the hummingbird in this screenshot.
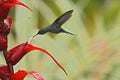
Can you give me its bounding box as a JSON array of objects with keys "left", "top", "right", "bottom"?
[{"left": 33, "top": 10, "right": 74, "bottom": 37}]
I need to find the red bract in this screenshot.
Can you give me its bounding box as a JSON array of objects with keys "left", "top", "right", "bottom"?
[
  {"left": 2, "top": 0, "right": 32, "bottom": 11},
  {"left": 0, "top": 4, "right": 10, "bottom": 20},
  {"left": 0, "top": 65, "right": 11, "bottom": 80},
  {"left": 0, "top": 34, "right": 7, "bottom": 51},
  {"left": 7, "top": 42, "right": 67, "bottom": 75},
  {"left": 11, "top": 70, "right": 27, "bottom": 80},
  {"left": 11, "top": 70, "right": 43, "bottom": 80},
  {"left": 0, "top": 17, "right": 12, "bottom": 35},
  {"left": 7, "top": 42, "right": 28, "bottom": 64}
]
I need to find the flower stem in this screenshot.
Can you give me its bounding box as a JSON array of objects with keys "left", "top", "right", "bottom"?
[
  {"left": 3, "top": 35, "right": 14, "bottom": 74},
  {"left": 3, "top": 48, "right": 14, "bottom": 74}
]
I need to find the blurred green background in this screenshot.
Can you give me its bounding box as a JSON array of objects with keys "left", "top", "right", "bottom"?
[{"left": 1, "top": 0, "right": 120, "bottom": 80}]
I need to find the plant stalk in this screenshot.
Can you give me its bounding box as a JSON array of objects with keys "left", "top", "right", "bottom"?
[
  {"left": 3, "top": 36, "right": 14, "bottom": 74},
  {"left": 3, "top": 49, "right": 14, "bottom": 74}
]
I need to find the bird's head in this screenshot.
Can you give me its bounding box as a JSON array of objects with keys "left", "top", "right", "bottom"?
[{"left": 37, "top": 29, "right": 46, "bottom": 35}]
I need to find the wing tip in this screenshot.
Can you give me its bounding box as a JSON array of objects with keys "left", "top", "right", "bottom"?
[{"left": 67, "top": 10, "right": 73, "bottom": 14}]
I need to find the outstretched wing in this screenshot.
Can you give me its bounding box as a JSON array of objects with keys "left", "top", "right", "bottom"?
[{"left": 51, "top": 10, "right": 73, "bottom": 28}]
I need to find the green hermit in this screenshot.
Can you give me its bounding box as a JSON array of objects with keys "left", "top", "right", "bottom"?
[{"left": 35, "top": 10, "right": 74, "bottom": 36}]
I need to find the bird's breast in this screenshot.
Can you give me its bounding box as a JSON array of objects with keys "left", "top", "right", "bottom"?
[{"left": 48, "top": 27, "right": 61, "bottom": 33}]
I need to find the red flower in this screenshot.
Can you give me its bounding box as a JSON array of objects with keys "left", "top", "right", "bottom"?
[
  {"left": 0, "top": 0, "right": 31, "bottom": 20},
  {"left": 7, "top": 42, "right": 67, "bottom": 75},
  {"left": 0, "top": 65, "right": 11, "bottom": 80},
  {"left": 11, "top": 70, "right": 43, "bottom": 80}
]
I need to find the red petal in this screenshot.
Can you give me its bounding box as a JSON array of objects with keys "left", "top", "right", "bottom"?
[
  {"left": 7, "top": 42, "right": 28, "bottom": 65},
  {"left": 0, "top": 4, "right": 10, "bottom": 20},
  {"left": 7, "top": 42, "right": 67, "bottom": 75},
  {"left": 11, "top": 70, "right": 27, "bottom": 80},
  {"left": 11, "top": 70, "right": 43, "bottom": 80},
  {"left": 25, "top": 43, "right": 67, "bottom": 75},
  {"left": 13, "top": 1, "right": 32, "bottom": 11},
  {"left": 28, "top": 71, "right": 43, "bottom": 80},
  {"left": 2, "top": 1, "right": 32, "bottom": 11}
]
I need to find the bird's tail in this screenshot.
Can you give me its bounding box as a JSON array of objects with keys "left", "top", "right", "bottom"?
[
  {"left": 65, "top": 31, "right": 75, "bottom": 35},
  {"left": 64, "top": 30, "right": 75, "bottom": 35}
]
